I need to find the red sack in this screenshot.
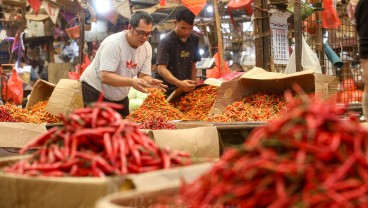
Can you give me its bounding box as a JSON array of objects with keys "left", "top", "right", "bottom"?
[
  {"left": 322, "top": 0, "right": 341, "bottom": 29},
  {"left": 2, "top": 69, "right": 23, "bottom": 105}
]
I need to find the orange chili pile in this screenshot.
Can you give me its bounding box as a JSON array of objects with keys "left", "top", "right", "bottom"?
[
  {"left": 28, "top": 101, "right": 62, "bottom": 123},
  {"left": 158, "top": 87, "right": 368, "bottom": 207},
  {"left": 4, "top": 99, "right": 191, "bottom": 177},
  {"left": 5, "top": 103, "right": 43, "bottom": 123},
  {"left": 126, "top": 88, "right": 184, "bottom": 123},
  {"left": 172, "top": 86, "right": 219, "bottom": 120},
  {"left": 205, "top": 92, "right": 288, "bottom": 122},
  {"left": 4, "top": 101, "right": 61, "bottom": 124}
]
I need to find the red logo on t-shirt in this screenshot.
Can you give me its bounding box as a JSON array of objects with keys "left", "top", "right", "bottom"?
[{"left": 126, "top": 60, "right": 138, "bottom": 70}]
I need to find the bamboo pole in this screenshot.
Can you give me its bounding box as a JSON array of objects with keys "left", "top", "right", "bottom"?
[{"left": 214, "top": 0, "right": 225, "bottom": 74}]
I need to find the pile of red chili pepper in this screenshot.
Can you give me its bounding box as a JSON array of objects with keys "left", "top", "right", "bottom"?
[
  {"left": 126, "top": 88, "right": 184, "bottom": 123},
  {"left": 205, "top": 92, "right": 288, "bottom": 122},
  {"left": 3, "top": 100, "right": 191, "bottom": 177},
  {"left": 172, "top": 86, "right": 219, "bottom": 120},
  {"left": 155, "top": 87, "right": 368, "bottom": 207},
  {"left": 138, "top": 116, "right": 176, "bottom": 130},
  {"left": 3, "top": 101, "right": 61, "bottom": 124},
  {"left": 0, "top": 105, "right": 16, "bottom": 122}
]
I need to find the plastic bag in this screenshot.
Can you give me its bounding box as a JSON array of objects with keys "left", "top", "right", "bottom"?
[
  {"left": 69, "top": 54, "right": 91, "bottom": 80},
  {"left": 284, "top": 36, "right": 322, "bottom": 74},
  {"left": 322, "top": 0, "right": 341, "bottom": 29},
  {"left": 2, "top": 69, "right": 23, "bottom": 104},
  {"left": 206, "top": 52, "right": 231, "bottom": 79}
]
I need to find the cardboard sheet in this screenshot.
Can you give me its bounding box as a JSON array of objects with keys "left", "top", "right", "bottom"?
[
  {"left": 45, "top": 79, "right": 84, "bottom": 116},
  {"left": 25, "top": 79, "right": 55, "bottom": 110},
  {"left": 0, "top": 123, "right": 47, "bottom": 148}
]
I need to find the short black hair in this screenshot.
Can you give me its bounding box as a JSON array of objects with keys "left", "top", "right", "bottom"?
[
  {"left": 175, "top": 6, "right": 195, "bottom": 25},
  {"left": 129, "top": 11, "right": 153, "bottom": 28}
]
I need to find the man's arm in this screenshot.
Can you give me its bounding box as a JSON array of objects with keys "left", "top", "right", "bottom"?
[
  {"left": 157, "top": 65, "right": 195, "bottom": 92},
  {"left": 138, "top": 72, "right": 168, "bottom": 91},
  {"left": 100, "top": 71, "right": 133, "bottom": 87},
  {"left": 100, "top": 71, "right": 149, "bottom": 93}
]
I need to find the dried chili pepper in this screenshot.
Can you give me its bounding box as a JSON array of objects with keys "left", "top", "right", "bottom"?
[
  {"left": 138, "top": 116, "right": 176, "bottom": 130},
  {"left": 172, "top": 86, "right": 219, "bottom": 120},
  {"left": 4, "top": 98, "right": 191, "bottom": 177},
  {"left": 126, "top": 88, "right": 184, "bottom": 123},
  {"left": 205, "top": 92, "right": 288, "bottom": 122},
  {"left": 153, "top": 87, "right": 368, "bottom": 207}
]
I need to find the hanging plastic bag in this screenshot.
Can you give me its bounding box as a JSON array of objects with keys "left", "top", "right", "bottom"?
[
  {"left": 284, "top": 36, "right": 322, "bottom": 74},
  {"left": 2, "top": 69, "right": 23, "bottom": 105},
  {"left": 80, "top": 54, "right": 90, "bottom": 75},
  {"left": 68, "top": 54, "right": 91, "bottom": 80},
  {"left": 322, "top": 0, "right": 341, "bottom": 29}
]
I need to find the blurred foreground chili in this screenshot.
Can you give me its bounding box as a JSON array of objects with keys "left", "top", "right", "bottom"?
[
  {"left": 154, "top": 87, "right": 368, "bottom": 207},
  {"left": 4, "top": 98, "right": 191, "bottom": 177}
]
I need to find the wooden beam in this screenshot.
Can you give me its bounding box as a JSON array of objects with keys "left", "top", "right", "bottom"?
[
  {"left": 2, "top": 0, "right": 26, "bottom": 8},
  {"left": 261, "top": 0, "right": 270, "bottom": 71},
  {"left": 294, "top": 0, "right": 303, "bottom": 72}
]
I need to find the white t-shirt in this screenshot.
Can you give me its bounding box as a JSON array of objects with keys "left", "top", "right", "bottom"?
[{"left": 80, "top": 30, "right": 152, "bottom": 101}]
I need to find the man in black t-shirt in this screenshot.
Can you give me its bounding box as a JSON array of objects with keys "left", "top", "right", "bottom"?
[
  {"left": 355, "top": 0, "right": 368, "bottom": 117},
  {"left": 156, "top": 6, "right": 201, "bottom": 96}
]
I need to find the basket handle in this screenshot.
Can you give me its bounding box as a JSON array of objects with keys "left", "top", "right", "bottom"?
[{"left": 65, "top": 17, "right": 79, "bottom": 29}]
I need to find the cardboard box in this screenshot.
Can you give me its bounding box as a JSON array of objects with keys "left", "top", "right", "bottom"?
[
  {"left": 96, "top": 162, "right": 213, "bottom": 208},
  {"left": 0, "top": 123, "right": 47, "bottom": 149},
  {"left": 0, "top": 156, "right": 212, "bottom": 208},
  {"left": 48, "top": 63, "right": 74, "bottom": 84},
  {"left": 45, "top": 79, "right": 84, "bottom": 116},
  {"left": 25, "top": 79, "right": 56, "bottom": 110},
  {"left": 209, "top": 67, "right": 339, "bottom": 115},
  {"left": 0, "top": 122, "right": 47, "bottom": 158},
  {"left": 0, "top": 158, "right": 124, "bottom": 208},
  {"left": 142, "top": 122, "right": 223, "bottom": 158}
]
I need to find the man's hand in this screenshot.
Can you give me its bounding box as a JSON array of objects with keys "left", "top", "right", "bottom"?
[
  {"left": 178, "top": 80, "right": 196, "bottom": 92},
  {"left": 150, "top": 79, "right": 168, "bottom": 92},
  {"left": 131, "top": 78, "right": 149, "bottom": 93}
]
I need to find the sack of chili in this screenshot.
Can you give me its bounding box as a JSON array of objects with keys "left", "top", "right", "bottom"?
[
  {"left": 3, "top": 98, "right": 191, "bottom": 177},
  {"left": 153, "top": 86, "right": 368, "bottom": 207}
]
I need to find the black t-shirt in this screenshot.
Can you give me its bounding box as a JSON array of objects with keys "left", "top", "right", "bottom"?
[
  {"left": 156, "top": 31, "right": 201, "bottom": 95},
  {"left": 355, "top": 0, "right": 368, "bottom": 59}
]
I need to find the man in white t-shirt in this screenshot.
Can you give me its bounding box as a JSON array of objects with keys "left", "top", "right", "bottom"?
[{"left": 80, "top": 11, "right": 166, "bottom": 117}]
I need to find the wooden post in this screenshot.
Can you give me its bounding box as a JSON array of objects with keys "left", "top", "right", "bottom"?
[
  {"left": 254, "top": 0, "right": 264, "bottom": 69},
  {"left": 254, "top": 0, "right": 270, "bottom": 71},
  {"left": 314, "top": 0, "right": 325, "bottom": 73},
  {"left": 261, "top": 0, "right": 271, "bottom": 71},
  {"left": 214, "top": 0, "right": 225, "bottom": 74},
  {"left": 294, "top": 0, "right": 303, "bottom": 72}
]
